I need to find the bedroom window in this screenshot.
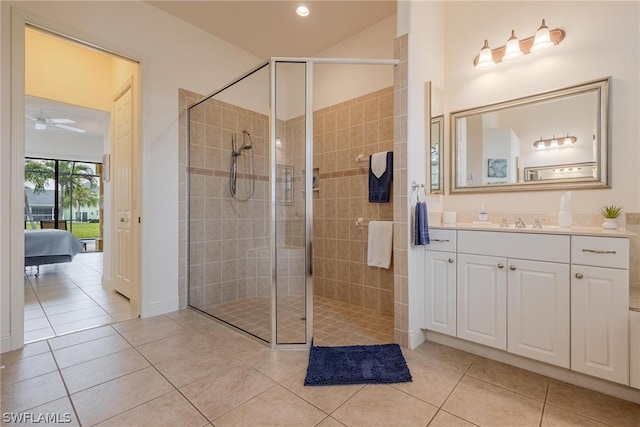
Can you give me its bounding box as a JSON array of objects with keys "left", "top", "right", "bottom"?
[{"left": 24, "top": 158, "right": 102, "bottom": 251}]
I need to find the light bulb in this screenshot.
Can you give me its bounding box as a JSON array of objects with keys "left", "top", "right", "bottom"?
[
  {"left": 531, "top": 19, "right": 555, "bottom": 52},
  {"left": 475, "top": 40, "right": 495, "bottom": 69},
  {"left": 550, "top": 136, "right": 558, "bottom": 147},
  {"left": 503, "top": 30, "right": 523, "bottom": 61},
  {"left": 296, "top": 5, "right": 310, "bottom": 16}
]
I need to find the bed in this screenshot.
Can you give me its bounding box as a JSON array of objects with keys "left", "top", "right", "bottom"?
[{"left": 25, "top": 229, "right": 83, "bottom": 277}]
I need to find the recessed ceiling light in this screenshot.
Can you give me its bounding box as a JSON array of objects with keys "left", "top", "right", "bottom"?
[{"left": 296, "top": 5, "right": 310, "bottom": 17}]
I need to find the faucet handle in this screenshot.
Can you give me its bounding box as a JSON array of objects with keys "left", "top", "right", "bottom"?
[
  {"left": 514, "top": 216, "right": 526, "bottom": 228},
  {"left": 531, "top": 217, "right": 543, "bottom": 229},
  {"left": 499, "top": 217, "right": 509, "bottom": 228}
]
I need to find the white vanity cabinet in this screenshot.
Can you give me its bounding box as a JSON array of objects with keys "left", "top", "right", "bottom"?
[
  {"left": 570, "top": 236, "right": 630, "bottom": 385},
  {"left": 456, "top": 231, "right": 571, "bottom": 366},
  {"left": 424, "top": 229, "right": 457, "bottom": 336},
  {"left": 631, "top": 310, "right": 640, "bottom": 389},
  {"left": 456, "top": 253, "right": 507, "bottom": 350}
]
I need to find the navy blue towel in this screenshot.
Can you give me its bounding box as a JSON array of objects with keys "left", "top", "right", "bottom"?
[
  {"left": 368, "top": 151, "right": 393, "bottom": 203},
  {"left": 414, "top": 201, "right": 430, "bottom": 245}
]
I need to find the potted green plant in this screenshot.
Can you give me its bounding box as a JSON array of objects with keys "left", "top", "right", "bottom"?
[{"left": 600, "top": 204, "right": 623, "bottom": 229}]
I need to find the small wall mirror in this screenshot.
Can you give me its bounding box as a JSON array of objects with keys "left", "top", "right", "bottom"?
[
  {"left": 430, "top": 115, "right": 444, "bottom": 193},
  {"left": 450, "top": 77, "right": 610, "bottom": 193}
]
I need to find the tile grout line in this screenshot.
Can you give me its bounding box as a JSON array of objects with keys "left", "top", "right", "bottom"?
[{"left": 45, "top": 339, "right": 83, "bottom": 426}]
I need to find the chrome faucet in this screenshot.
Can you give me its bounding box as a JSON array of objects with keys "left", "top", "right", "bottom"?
[
  {"left": 531, "top": 217, "right": 543, "bottom": 229},
  {"left": 499, "top": 217, "right": 509, "bottom": 228},
  {"left": 514, "top": 216, "right": 526, "bottom": 228}
]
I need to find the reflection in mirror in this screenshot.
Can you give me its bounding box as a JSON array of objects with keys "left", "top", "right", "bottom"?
[
  {"left": 430, "top": 116, "right": 444, "bottom": 193},
  {"left": 451, "top": 77, "right": 610, "bottom": 193}
]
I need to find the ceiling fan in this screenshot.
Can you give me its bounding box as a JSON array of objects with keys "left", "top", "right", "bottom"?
[{"left": 25, "top": 112, "right": 86, "bottom": 133}]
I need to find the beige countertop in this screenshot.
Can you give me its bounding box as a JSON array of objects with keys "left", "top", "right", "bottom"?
[
  {"left": 631, "top": 288, "right": 640, "bottom": 312},
  {"left": 431, "top": 223, "right": 636, "bottom": 238}
]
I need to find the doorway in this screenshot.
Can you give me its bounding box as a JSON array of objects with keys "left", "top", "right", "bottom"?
[{"left": 17, "top": 24, "right": 141, "bottom": 344}]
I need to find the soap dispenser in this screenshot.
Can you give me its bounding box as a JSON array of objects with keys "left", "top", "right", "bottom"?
[{"left": 478, "top": 203, "right": 489, "bottom": 222}]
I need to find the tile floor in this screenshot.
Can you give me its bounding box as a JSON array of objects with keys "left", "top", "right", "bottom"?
[
  {"left": 3, "top": 308, "right": 640, "bottom": 427},
  {"left": 24, "top": 253, "right": 136, "bottom": 343}
]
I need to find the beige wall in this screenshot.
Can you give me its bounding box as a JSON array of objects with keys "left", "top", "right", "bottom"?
[{"left": 312, "top": 86, "right": 395, "bottom": 314}]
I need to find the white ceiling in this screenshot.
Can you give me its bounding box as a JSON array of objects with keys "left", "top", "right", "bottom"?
[
  {"left": 25, "top": 96, "right": 107, "bottom": 138},
  {"left": 146, "top": 0, "right": 397, "bottom": 59}
]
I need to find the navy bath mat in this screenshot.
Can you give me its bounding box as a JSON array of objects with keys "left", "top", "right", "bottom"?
[{"left": 304, "top": 343, "right": 412, "bottom": 386}]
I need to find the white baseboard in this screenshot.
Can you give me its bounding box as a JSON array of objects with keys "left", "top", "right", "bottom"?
[
  {"left": 101, "top": 275, "right": 113, "bottom": 291},
  {"left": 1, "top": 334, "right": 12, "bottom": 354},
  {"left": 141, "top": 297, "right": 179, "bottom": 318},
  {"left": 425, "top": 330, "right": 640, "bottom": 404},
  {"left": 408, "top": 327, "right": 426, "bottom": 350}
]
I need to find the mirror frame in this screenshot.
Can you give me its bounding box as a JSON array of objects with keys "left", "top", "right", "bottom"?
[
  {"left": 430, "top": 115, "right": 444, "bottom": 194},
  {"left": 450, "top": 77, "right": 611, "bottom": 193}
]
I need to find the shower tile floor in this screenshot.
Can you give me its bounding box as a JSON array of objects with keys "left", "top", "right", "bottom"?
[{"left": 196, "top": 295, "right": 394, "bottom": 345}]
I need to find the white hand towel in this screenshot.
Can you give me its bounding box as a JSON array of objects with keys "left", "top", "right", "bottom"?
[
  {"left": 367, "top": 221, "right": 394, "bottom": 269},
  {"left": 370, "top": 151, "right": 389, "bottom": 178}
]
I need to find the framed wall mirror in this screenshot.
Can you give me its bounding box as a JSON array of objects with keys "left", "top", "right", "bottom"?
[{"left": 450, "top": 77, "right": 610, "bottom": 193}]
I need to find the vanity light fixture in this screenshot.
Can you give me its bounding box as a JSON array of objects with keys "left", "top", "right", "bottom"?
[
  {"left": 296, "top": 5, "right": 310, "bottom": 16},
  {"left": 534, "top": 134, "right": 577, "bottom": 149},
  {"left": 474, "top": 19, "right": 565, "bottom": 69}
]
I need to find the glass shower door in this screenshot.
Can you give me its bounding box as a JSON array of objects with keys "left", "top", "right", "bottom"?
[{"left": 273, "top": 61, "right": 311, "bottom": 345}]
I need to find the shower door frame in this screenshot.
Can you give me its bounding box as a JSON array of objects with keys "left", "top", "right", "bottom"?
[{"left": 269, "top": 58, "right": 399, "bottom": 349}]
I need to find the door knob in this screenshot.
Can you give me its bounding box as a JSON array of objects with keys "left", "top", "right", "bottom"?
[
  {"left": 448, "top": 258, "right": 454, "bottom": 263},
  {"left": 575, "top": 273, "right": 584, "bottom": 279},
  {"left": 497, "top": 263, "right": 504, "bottom": 269},
  {"left": 509, "top": 265, "right": 516, "bottom": 271},
  {"left": 120, "top": 218, "right": 125, "bottom": 222}
]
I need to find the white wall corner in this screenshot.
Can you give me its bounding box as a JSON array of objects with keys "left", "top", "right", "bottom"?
[
  {"left": 1, "top": 334, "right": 13, "bottom": 353},
  {"left": 408, "top": 327, "right": 426, "bottom": 350},
  {"left": 140, "top": 297, "right": 180, "bottom": 318}
]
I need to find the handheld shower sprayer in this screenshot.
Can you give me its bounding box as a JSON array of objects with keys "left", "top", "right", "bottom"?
[{"left": 229, "top": 130, "right": 255, "bottom": 200}]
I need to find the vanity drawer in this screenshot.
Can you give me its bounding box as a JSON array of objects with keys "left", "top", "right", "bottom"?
[
  {"left": 571, "top": 236, "right": 629, "bottom": 269},
  {"left": 426, "top": 229, "right": 456, "bottom": 252},
  {"left": 458, "top": 231, "right": 569, "bottom": 263}
]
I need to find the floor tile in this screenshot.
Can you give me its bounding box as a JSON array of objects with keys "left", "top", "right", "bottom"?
[
  {"left": 47, "top": 306, "right": 110, "bottom": 326},
  {"left": 0, "top": 351, "right": 58, "bottom": 386},
  {"left": 392, "top": 349, "right": 464, "bottom": 407},
  {"left": 316, "top": 417, "right": 347, "bottom": 427},
  {"left": 428, "top": 410, "right": 477, "bottom": 426},
  {"left": 0, "top": 371, "right": 67, "bottom": 414},
  {"left": 52, "top": 314, "right": 115, "bottom": 335},
  {"left": 0, "top": 340, "right": 50, "bottom": 364},
  {"left": 47, "top": 325, "right": 116, "bottom": 350},
  {"left": 71, "top": 367, "right": 174, "bottom": 426},
  {"left": 24, "top": 326, "right": 56, "bottom": 343},
  {"left": 214, "top": 385, "right": 326, "bottom": 427},
  {"left": 541, "top": 404, "right": 609, "bottom": 427},
  {"left": 24, "top": 317, "right": 52, "bottom": 332},
  {"left": 52, "top": 334, "right": 131, "bottom": 369},
  {"left": 408, "top": 340, "right": 477, "bottom": 373},
  {"left": 180, "top": 362, "right": 275, "bottom": 421},
  {"left": 95, "top": 390, "right": 209, "bottom": 427},
  {"left": 546, "top": 380, "right": 640, "bottom": 427},
  {"left": 61, "top": 348, "right": 150, "bottom": 393},
  {"left": 281, "top": 369, "right": 364, "bottom": 414},
  {"left": 466, "top": 356, "right": 549, "bottom": 401},
  {"left": 332, "top": 384, "right": 438, "bottom": 427},
  {"left": 3, "top": 396, "right": 80, "bottom": 426},
  {"left": 116, "top": 318, "right": 190, "bottom": 346},
  {"left": 154, "top": 347, "right": 236, "bottom": 387},
  {"left": 442, "top": 376, "right": 544, "bottom": 427},
  {"left": 251, "top": 348, "right": 310, "bottom": 382}
]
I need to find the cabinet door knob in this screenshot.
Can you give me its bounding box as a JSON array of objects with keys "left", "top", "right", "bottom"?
[
  {"left": 575, "top": 273, "right": 584, "bottom": 279},
  {"left": 497, "top": 263, "right": 504, "bottom": 269},
  {"left": 509, "top": 265, "right": 516, "bottom": 271},
  {"left": 448, "top": 258, "right": 454, "bottom": 263}
]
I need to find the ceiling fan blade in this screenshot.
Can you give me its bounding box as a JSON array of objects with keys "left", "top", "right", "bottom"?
[
  {"left": 52, "top": 123, "right": 86, "bottom": 133},
  {"left": 25, "top": 114, "right": 37, "bottom": 121},
  {"left": 49, "top": 118, "right": 75, "bottom": 124}
]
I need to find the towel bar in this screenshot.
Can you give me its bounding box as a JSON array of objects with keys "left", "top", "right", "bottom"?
[{"left": 356, "top": 218, "right": 369, "bottom": 229}]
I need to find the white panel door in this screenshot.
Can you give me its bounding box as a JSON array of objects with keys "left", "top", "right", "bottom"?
[
  {"left": 571, "top": 265, "right": 629, "bottom": 384},
  {"left": 507, "top": 259, "right": 570, "bottom": 368},
  {"left": 424, "top": 250, "right": 456, "bottom": 336},
  {"left": 457, "top": 254, "right": 507, "bottom": 350},
  {"left": 112, "top": 83, "right": 133, "bottom": 299}
]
